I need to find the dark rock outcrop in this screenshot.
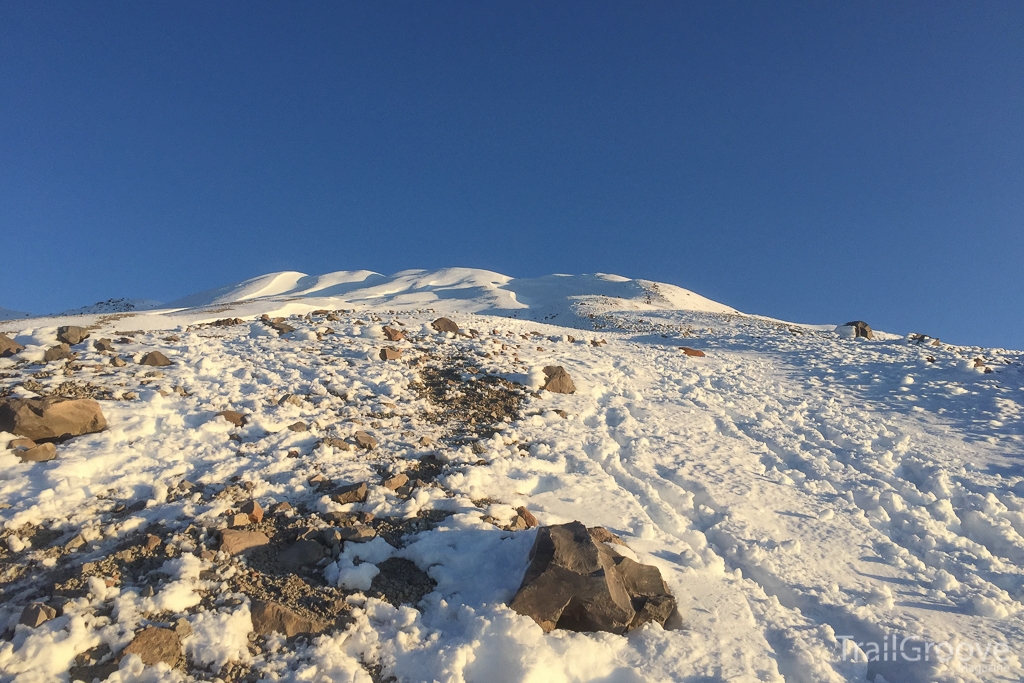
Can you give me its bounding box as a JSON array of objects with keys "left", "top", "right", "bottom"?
[
  {"left": 844, "top": 321, "right": 873, "bottom": 339},
  {"left": 431, "top": 317, "right": 459, "bottom": 334}
]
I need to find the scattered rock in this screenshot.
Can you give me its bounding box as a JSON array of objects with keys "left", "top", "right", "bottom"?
[
  {"left": 680, "top": 347, "right": 705, "bottom": 357},
  {"left": 240, "top": 500, "right": 264, "bottom": 523},
  {"left": 0, "top": 334, "right": 24, "bottom": 357},
  {"left": 216, "top": 410, "right": 247, "bottom": 427},
  {"left": 93, "top": 338, "right": 115, "bottom": 352},
  {"left": 266, "top": 319, "right": 296, "bottom": 334},
  {"left": 509, "top": 521, "right": 676, "bottom": 634},
  {"left": 541, "top": 366, "right": 576, "bottom": 394},
  {"left": 16, "top": 442, "right": 57, "bottom": 462},
  {"left": 319, "top": 437, "right": 352, "bottom": 451},
  {"left": 139, "top": 351, "right": 172, "bottom": 367},
  {"left": 20, "top": 602, "right": 57, "bottom": 627},
  {"left": 844, "top": 321, "right": 874, "bottom": 340},
  {"left": 145, "top": 534, "right": 162, "bottom": 551},
  {"left": 43, "top": 344, "right": 74, "bottom": 362},
  {"left": 383, "top": 326, "right": 406, "bottom": 342},
  {"left": 418, "top": 436, "right": 434, "bottom": 447},
  {"left": 383, "top": 473, "right": 409, "bottom": 491},
  {"left": 110, "top": 356, "right": 126, "bottom": 367},
  {"left": 590, "top": 339, "right": 606, "bottom": 347},
  {"left": 56, "top": 326, "right": 90, "bottom": 345},
  {"left": 516, "top": 506, "right": 539, "bottom": 528},
  {"left": 276, "top": 540, "right": 327, "bottom": 572},
  {"left": 173, "top": 618, "right": 192, "bottom": 639},
  {"left": 287, "top": 421, "right": 308, "bottom": 432},
  {"left": 331, "top": 481, "right": 369, "bottom": 504},
  {"left": 337, "top": 525, "right": 377, "bottom": 542},
  {"left": 219, "top": 529, "right": 270, "bottom": 555},
  {"left": 379, "top": 347, "right": 403, "bottom": 361},
  {"left": 431, "top": 317, "right": 459, "bottom": 334},
  {"left": 250, "top": 600, "right": 329, "bottom": 637},
  {"left": 353, "top": 431, "right": 378, "bottom": 450},
  {"left": 119, "top": 627, "right": 180, "bottom": 667},
  {"left": 0, "top": 397, "right": 107, "bottom": 442},
  {"left": 269, "top": 501, "right": 292, "bottom": 514},
  {"left": 277, "top": 394, "right": 303, "bottom": 407}
]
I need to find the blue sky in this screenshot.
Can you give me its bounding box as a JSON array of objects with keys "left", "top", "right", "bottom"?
[{"left": 2, "top": 3, "right": 1022, "bottom": 348}]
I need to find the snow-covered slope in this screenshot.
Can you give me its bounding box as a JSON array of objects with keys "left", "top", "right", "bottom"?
[
  {"left": 0, "top": 306, "right": 31, "bottom": 321},
  {"left": 56, "top": 298, "right": 163, "bottom": 316},
  {"left": 1, "top": 269, "right": 1022, "bottom": 683}
]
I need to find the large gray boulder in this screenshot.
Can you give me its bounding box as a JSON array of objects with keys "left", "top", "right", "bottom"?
[
  {"left": 0, "top": 334, "right": 23, "bottom": 358},
  {"left": 0, "top": 397, "right": 107, "bottom": 442},
  {"left": 510, "top": 522, "right": 676, "bottom": 634},
  {"left": 56, "top": 326, "right": 90, "bottom": 345}
]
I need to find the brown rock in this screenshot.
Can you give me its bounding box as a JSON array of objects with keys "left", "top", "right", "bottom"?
[
  {"left": 7, "top": 437, "right": 36, "bottom": 450},
  {"left": 19, "top": 602, "right": 57, "bottom": 627},
  {"left": 276, "top": 539, "right": 326, "bottom": 572},
  {"left": 215, "top": 410, "right": 247, "bottom": 427},
  {"left": 268, "top": 319, "right": 296, "bottom": 334},
  {"left": 240, "top": 500, "right": 264, "bottom": 523},
  {"left": 431, "top": 317, "right": 459, "bottom": 334},
  {"left": 383, "top": 473, "right": 409, "bottom": 491},
  {"left": 16, "top": 442, "right": 57, "bottom": 462},
  {"left": 269, "top": 501, "right": 292, "bottom": 514},
  {"left": 541, "top": 366, "right": 576, "bottom": 394},
  {"left": 43, "top": 344, "right": 74, "bottom": 362},
  {"left": 680, "top": 347, "right": 705, "bottom": 357},
  {"left": 145, "top": 534, "right": 162, "bottom": 551},
  {"left": 219, "top": 529, "right": 270, "bottom": 555},
  {"left": 250, "top": 600, "right": 329, "bottom": 637},
  {"left": 120, "top": 627, "right": 180, "bottom": 667},
  {"left": 516, "top": 506, "right": 539, "bottom": 528},
  {"left": 56, "top": 326, "right": 90, "bottom": 345},
  {"left": 383, "top": 326, "right": 406, "bottom": 342},
  {"left": 379, "top": 347, "right": 402, "bottom": 361},
  {"left": 277, "top": 394, "right": 303, "bottom": 407},
  {"left": 331, "top": 481, "right": 368, "bottom": 504},
  {"left": 287, "top": 421, "right": 308, "bottom": 432},
  {"left": 844, "top": 320, "right": 874, "bottom": 340},
  {"left": 110, "top": 356, "right": 127, "bottom": 367},
  {"left": 93, "top": 338, "right": 115, "bottom": 352},
  {"left": 229, "top": 513, "right": 251, "bottom": 527},
  {"left": 139, "top": 351, "right": 172, "bottom": 367},
  {"left": 0, "top": 397, "right": 107, "bottom": 442},
  {"left": 353, "top": 431, "right": 377, "bottom": 450},
  {"left": 337, "top": 524, "right": 377, "bottom": 542},
  {"left": 418, "top": 436, "right": 434, "bottom": 447},
  {"left": 0, "top": 334, "right": 23, "bottom": 358},
  {"left": 319, "top": 437, "right": 352, "bottom": 451}
]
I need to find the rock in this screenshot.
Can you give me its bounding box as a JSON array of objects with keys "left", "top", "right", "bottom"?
[
  {"left": 110, "top": 356, "right": 127, "bottom": 367},
  {"left": 250, "top": 600, "right": 329, "bottom": 637},
  {"left": 319, "top": 437, "right": 352, "bottom": 451},
  {"left": 6, "top": 437, "right": 36, "bottom": 450},
  {"left": 844, "top": 321, "right": 874, "bottom": 340},
  {"left": 140, "top": 585, "right": 155, "bottom": 597},
  {"left": 277, "top": 540, "right": 326, "bottom": 572},
  {"left": 516, "top": 506, "right": 539, "bottom": 528},
  {"left": 219, "top": 529, "right": 270, "bottom": 555},
  {"left": 383, "top": 326, "right": 406, "bottom": 342},
  {"left": 267, "top": 319, "right": 295, "bottom": 334},
  {"left": 278, "top": 394, "right": 303, "bottom": 407},
  {"left": 93, "top": 338, "right": 115, "bottom": 352},
  {"left": 418, "top": 436, "right": 434, "bottom": 447},
  {"left": 119, "top": 627, "right": 180, "bottom": 667},
  {"left": 64, "top": 534, "right": 87, "bottom": 551},
  {"left": 56, "top": 326, "right": 90, "bottom": 345},
  {"left": 229, "top": 513, "right": 251, "bottom": 527},
  {"left": 0, "top": 334, "right": 24, "bottom": 357},
  {"left": 509, "top": 515, "right": 529, "bottom": 530},
  {"left": 19, "top": 602, "right": 57, "bottom": 627},
  {"left": 240, "top": 500, "right": 264, "bottom": 523},
  {"left": 588, "top": 526, "right": 626, "bottom": 546},
  {"left": 337, "top": 524, "right": 377, "bottom": 542},
  {"left": 43, "top": 344, "right": 74, "bottom": 362},
  {"left": 680, "top": 347, "right": 705, "bottom": 357},
  {"left": 431, "top": 317, "right": 459, "bottom": 334},
  {"left": 353, "top": 431, "right": 377, "bottom": 450},
  {"left": 591, "top": 339, "right": 606, "bottom": 347},
  {"left": 509, "top": 521, "right": 676, "bottom": 634},
  {"left": 541, "top": 366, "right": 576, "bottom": 394},
  {"left": 16, "top": 442, "right": 57, "bottom": 462},
  {"left": 215, "top": 410, "right": 247, "bottom": 427},
  {"left": 269, "top": 501, "right": 292, "bottom": 514},
  {"left": 0, "top": 397, "right": 107, "bottom": 442},
  {"left": 331, "top": 482, "right": 368, "bottom": 504},
  {"left": 173, "top": 618, "right": 192, "bottom": 639},
  {"left": 287, "top": 421, "right": 308, "bottom": 432},
  {"left": 383, "top": 473, "right": 409, "bottom": 491},
  {"left": 379, "top": 347, "right": 402, "bottom": 361},
  {"left": 145, "top": 534, "right": 162, "bottom": 551},
  {"left": 139, "top": 351, "right": 172, "bottom": 366}
]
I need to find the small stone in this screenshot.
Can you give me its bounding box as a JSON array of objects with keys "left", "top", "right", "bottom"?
[
  {"left": 418, "top": 435, "right": 434, "bottom": 447},
  {"left": 110, "top": 356, "right": 127, "bottom": 367},
  {"left": 57, "top": 326, "right": 90, "bottom": 345},
  {"left": 319, "top": 437, "right": 352, "bottom": 451},
  {"left": 337, "top": 524, "right": 377, "bottom": 542},
  {"left": 16, "top": 442, "right": 57, "bottom": 462},
  {"left": 199, "top": 550, "right": 216, "bottom": 561},
  {"left": 516, "top": 506, "right": 539, "bottom": 528},
  {"left": 591, "top": 339, "right": 606, "bottom": 347},
  {"left": 0, "top": 334, "right": 24, "bottom": 357},
  {"left": 43, "top": 343, "right": 74, "bottom": 362},
  {"left": 680, "top": 347, "right": 705, "bottom": 357},
  {"left": 65, "top": 534, "right": 87, "bottom": 551},
  {"left": 174, "top": 618, "right": 192, "bottom": 638},
  {"left": 353, "top": 431, "right": 377, "bottom": 450},
  {"left": 162, "top": 335, "right": 180, "bottom": 342},
  {"left": 219, "top": 529, "right": 270, "bottom": 555},
  {"left": 120, "top": 627, "right": 180, "bottom": 667},
  {"left": 139, "top": 351, "right": 172, "bottom": 367},
  {"left": 215, "top": 410, "right": 247, "bottom": 427},
  {"left": 277, "top": 394, "right": 303, "bottom": 407},
  {"left": 287, "top": 421, "right": 308, "bottom": 432},
  {"left": 383, "top": 473, "right": 409, "bottom": 491},
  {"left": 509, "top": 515, "right": 528, "bottom": 530},
  {"left": 379, "top": 347, "right": 402, "bottom": 361},
  {"left": 123, "top": 391, "right": 138, "bottom": 400},
  {"left": 431, "top": 317, "right": 459, "bottom": 334},
  {"left": 269, "top": 501, "right": 292, "bottom": 514},
  {"left": 331, "top": 482, "right": 368, "bottom": 504},
  {"left": 140, "top": 585, "right": 155, "bottom": 597},
  {"left": 241, "top": 500, "right": 264, "bottom": 523},
  {"left": 276, "top": 540, "right": 326, "bottom": 572},
  {"left": 251, "top": 600, "right": 329, "bottom": 637},
  {"left": 93, "top": 338, "right": 115, "bottom": 352},
  {"left": 143, "top": 534, "right": 162, "bottom": 551},
  {"left": 541, "top": 366, "right": 576, "bottom": 394},
  {"left": 321, "top": 528, "right": 345, "bottom": 546},
  {"left": 230, "top": 513, "right": 251, "bottom": 527},
  {"left": 383, "top": 326, "right": 406, "bottom": 342},
  {"left": 20, "top": 602, "right": 57, "bottom": 627}
]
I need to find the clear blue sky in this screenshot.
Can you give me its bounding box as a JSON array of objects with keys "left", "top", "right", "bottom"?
[{"left": 2, "top": 3, "right": 1022, "bottom": 348}]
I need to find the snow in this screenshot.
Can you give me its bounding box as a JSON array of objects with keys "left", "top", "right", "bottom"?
[
  {"left": 1, "top": 268, "right": 1022, "bottom": 682},
  {"left": 0, "top": 307, "right": 31, "bottom": 321}
]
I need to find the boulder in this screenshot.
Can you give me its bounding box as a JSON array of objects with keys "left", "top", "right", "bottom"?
[
  {"left": 19, "top": 602, "right": 57, "bottom": 627},
  {"left": 0, "top": 397, "right": 107, "bottom": 442},
  {"left": 56, "top": 326, "right": 90, "bottom": 345},
  {"left": 43, "top": 344, "right": 74, "bottom": 362},
  {"left": 431, "top": 317, "right": 459, "bottom": 334},
  {"left": 541, "top": 366, "right": 576, "bottom": 394},
  {"left": 287, "top": 421, "right": 308, "bottom": 432},
  {"left": 383, "top": 326, "right": 406, "bottom": 342},
  {"left": 337, "top": 524, "right": 377, "bottom": 542},
  {"left": 379, "top": 347, "right": 402, "bottom": 361},
  {"left": 110, "top": 356, "right": 127, "bottom": 367},
  {"left": 680, "top": 347, "right": 705, "bottom": 357},
  {"left": 251, "top": 600, "right": 329, "bottom": 637},
  {"left": 16, "top": 442, "right": 57, "bottom": 462},
  {"left": 516, "top": 506, "right": 539, "bottom": 528},
  {"left": 331, "top": 482, "right": 368, "bottom": 504},
  {"left": 93, "top": 338, "right": 115, "bottom": 352},
  {"left": 240, "top": 500, "right": 263, "bottom": 524},
  {"left": 216, "top": 410, "right": 247, "bottom": 427},
  {"left": 353, "top": 431, "right": 377, "bottom": 450},
  {"left": 509, "top": 521, "right": 676, "bottom": 634},
  {"left": 0, "top": 334, "right": 23, "bottom": 357},
  {"left": 139, "top": 351, "right": 172, "bottom": 366},
  {"left": 844, "top": 321, "right": 874, "bottom": 339},
  {"left": 276, "top": 540, "right": 326, "bottom": 572},
  {"left": 119, "top": 627, "right": 180, "bottom": 667},
  {"left": 383, "top": 473, "right": 409, "bottom": 491},
  {"left": 219, "top": 529, "right": 270, "bottom": 555}
]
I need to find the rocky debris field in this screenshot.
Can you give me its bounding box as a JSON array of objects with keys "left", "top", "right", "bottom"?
[{"left": 0, "top": 294, "right": 1022, "bottom": 683}]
